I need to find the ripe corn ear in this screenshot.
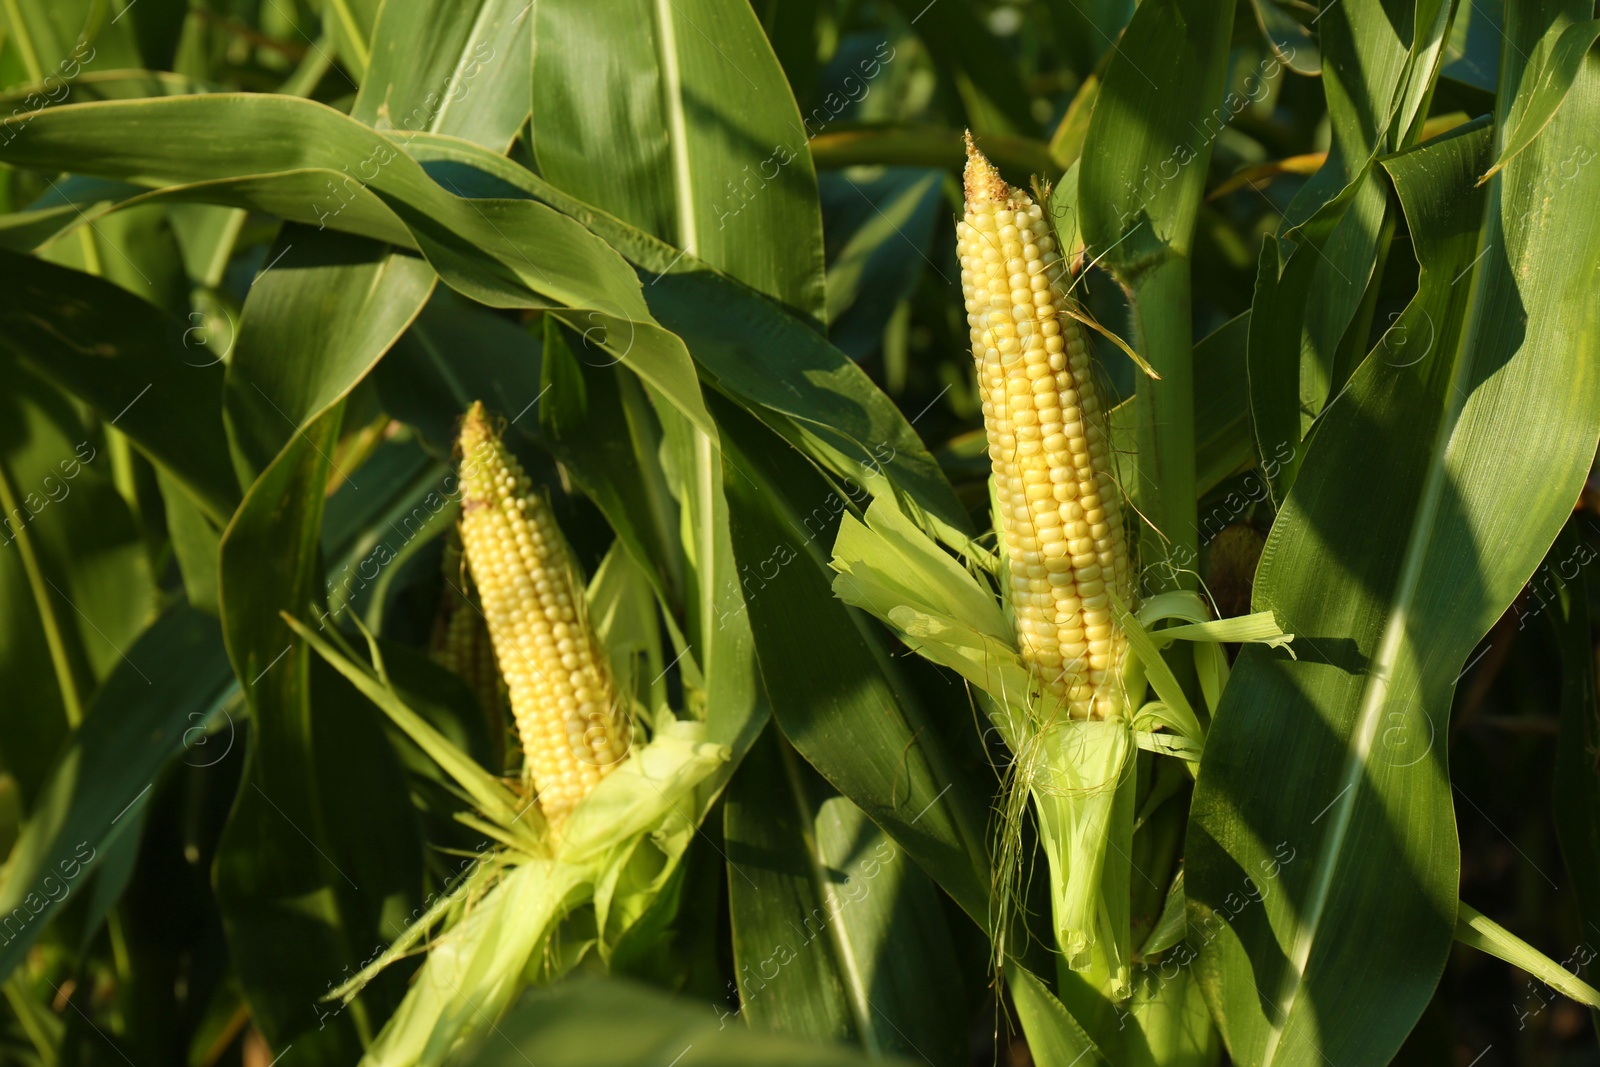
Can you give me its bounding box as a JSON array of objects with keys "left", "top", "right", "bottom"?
[
  {"left": 457, "top": 402, "right": 629, "bottom": 823},
  {"left": 957, "top": 135, "right": 1132, "bottom": 720}
]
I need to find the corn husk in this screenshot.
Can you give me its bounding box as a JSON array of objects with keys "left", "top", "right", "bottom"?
[{"left": 829, "top": 496, "right": 1291, "bottom": 998}]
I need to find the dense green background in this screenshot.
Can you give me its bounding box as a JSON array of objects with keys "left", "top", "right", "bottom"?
[{"left": 0, "top": 0, "right": 1597, "bottom": 1064}]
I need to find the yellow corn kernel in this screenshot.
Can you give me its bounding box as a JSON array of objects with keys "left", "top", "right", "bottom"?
[
  {"left": 429, "top": 543, "right": 508, "bottom": 771},
  {"left": 958, "top": 135, "right": 1132, "bottom": 720},
  {"left": 456, "top": 402, "right": 629, "bottom": 823}
]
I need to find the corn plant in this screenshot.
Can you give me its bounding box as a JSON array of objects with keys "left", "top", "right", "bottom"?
[{"left": 0, "top": 0, "right": 1598, "bottom": 1065}]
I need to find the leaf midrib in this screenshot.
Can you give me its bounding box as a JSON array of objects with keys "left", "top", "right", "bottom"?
[{"left": 653, "top": 0, "right": 697, "bottom": 253}]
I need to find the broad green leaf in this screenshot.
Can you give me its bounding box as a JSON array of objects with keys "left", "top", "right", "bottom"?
[
  {"left": 531, "top": 0, "right": 826, "bottom": 324},
  {"left": 0, "top": 604, "right": 232, "bottom": 983},
  {"left": 319, "top": 433, "right": 447, "bottom": 565},
  {"left": 541, "top": 320, "right": 685, "bottom": 613},
  {"left": 159, "top": 467, "right": 222, "bottom": 615},
  {"left": 718, "top": 398, "right": 992, "bottom": 927},
  {"left": 1, "top": 67, "right": 208, "bottom": 104},
  {"left": 0, "top": 247, "right": 238, "bottom": 524},
  {"left": 649, "top": 390, "right": 769, "bottom": 770},
  {"left": 807, "top": 125, "right": 1056, "bottom": 177},
  {"left": 353, "top": 0, "right": 531, "bottom": 152},
  {"left": 1249, "top": 0, "right": 1321, "bottom": 75},
  {"left": 286, "top": 614, "right": 524, "bottom": 828},
  {"left": 650, "top": 270, "right": 968, "bottom": 531},
  {"left": 0, "top": 176, "right": 146, "bottom": 252},
  {"left": 0, "top": 94, "right": 715, "bottom": 439},
  {"left": 821, "top": 168, "right": 942, "bottom": 360},
  {"left": 1480, "top": 19, "right": 1600, "bottom": 181},
  {"left": 450, "top": 975, "right": 916, "bottom": 1066},
  {"left": 1188, "top": 67, "right": 1600, "bottom": 1063},
  {"left": 372, "top": 289, "right": 547, "bottom": 463},
  {"left": 1079, "top": 0, "right": 1235, "bottom": 265},
  {"left": 1440, "top": 0, "right": 1503, "bottom": 93},
  {"left": 317, "top": 438, "right": 460, "bottom": 633},
  {"left": 37, "top": 198, "right": 187, "bottom": 311},
  {"left": 223, "top": 227, "right": 434, "bottom": 479},
  {"left": 0, "top": 1, "right": 142, "bottom": 90},
  {"left": 1006, "top": 960, "right": 1108, "bottom": 1067},
  {"left": 1247, "top": 0, "right": 1455, "bottom": 499},
  {"left": 390, "top": 132, "right": 969, "bottom": 534},
  {"left": 1040, "top": 0, "right": 1131, "bottom": 79},
  {"left": 322, "top": 0, "right": 380, "bottom": 81},
  {"left": 724, "top": 728, "right": 965, "bottom": 1064},
  {"left": 1121, "top": 961, "right": 1219, "bottom": 1067},
  {"left": 1108, "top": 310, "right": 1256, "bottom": 518},
  {"left": 589, "top": 541, "right": 669, "bottom": 722},
  {"left": 167, "top": 201, "right": 245, "bottom": 289},
  {"left": 753, "top": 0, "right": 821, "bottom": 106},
  {"left": 216, "top": 403, "right": 424, "bottom": 1059},
  {"left": 0, "top": 355, "right": 154, "bottom": 761},
  {"left": 1192, "top": 311, "right": 1253, "bottom": 495},
  {"left": 1454, "top": 901, "right": 1600, "bottom": 1008},
  {"left": 1078, "top": 0, "right": 1234, "bottom": 576},
  {"left": 375, "top": 636, "right": 503, "bottom": 784}
]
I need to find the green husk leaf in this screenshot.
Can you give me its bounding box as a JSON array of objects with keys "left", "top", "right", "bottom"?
[
  {"left": 1132, "top": 730, "right": 1204, "bottom": 763},
  {"left": 1027, "top": 719, "right": 1135, "bottom": 996},
  {"left": 1131, "top": 702, "right": 1204, "bottom": 748},
  {"left": 347, "top": 720, "right": 728, "bottom": 1061},
  {"left": 359, "top": 860, "right": 591, "bottom": 1067},
  {"left": 330, "top": 852, "right": 507, "bottom": 1003},
  {"left": 557, "top": 720, "right": 729, "bottom": 866},
  {"left": 830, "top": 498, "right": 1008, "bottom": 639},
  {"left": 1149, "top": 612, "right": 1295, "bottom": 649},
  {"left": 1113, "top": 595, "right": 1197, "bottom": 732}
]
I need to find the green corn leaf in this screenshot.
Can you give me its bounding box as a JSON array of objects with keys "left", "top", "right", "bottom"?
[
  {"left": 1454, "top": 901, "right": 1600, "bottom": 1008},
  {"left": 531, "top": 0, "right": 826, "bottom": 325},
  {"left": 1188, "top": 28, "right": 1600, "bottom": 1055},
  {"left": 354, "top": 0, "right": 531, "bottom": 153},
  {"left": 1479, "top": 19, "right": 1600, "bottom": 182},
  {"left": 0, "top": 604, "right": 233, "bottom": 984},
  {"left": 451, "top": 975, "right": 919, "bottom": 1065},
  {"left": 0, "top": 248, "right": 238, "bottom": 524},
  {"left": 1006, "top": 959, "right": 1109, "bottom": 1067},
  {"left": 724, "top": 728, "right": 966, "bottom": 1063},
  {"left": 284, "top": 613, "right": 529, "bottom": 833},
  {"left": 0, "top": 94, "right": 716, "bottom": 440}
]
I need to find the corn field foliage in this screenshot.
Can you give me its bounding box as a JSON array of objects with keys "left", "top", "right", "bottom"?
[{"left": 0, "top": 0, "right": 1598, "bottom": 1063}]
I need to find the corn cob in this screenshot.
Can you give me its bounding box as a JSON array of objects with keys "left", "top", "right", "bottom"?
[
  {"left": 430, "top": 543, "right": 508, "bottom": 771},
  {"left": 957, "top": 135, "right": 1132, "bottom": 720},
  {"left": 457, "top": 402, "right": 629, "bottom": 823}
]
